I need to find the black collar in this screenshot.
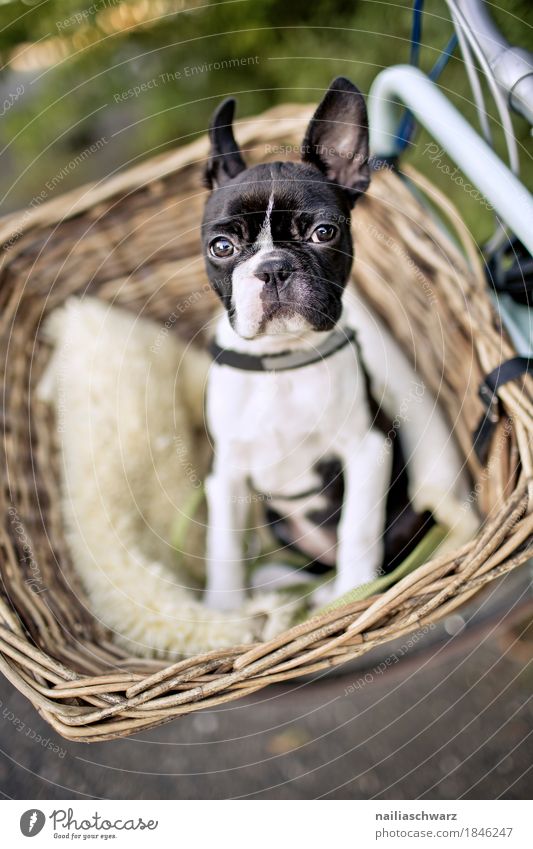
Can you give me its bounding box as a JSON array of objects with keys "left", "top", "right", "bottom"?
[{"left": 208, "top": 327, "right": 357, "bottom": 372}]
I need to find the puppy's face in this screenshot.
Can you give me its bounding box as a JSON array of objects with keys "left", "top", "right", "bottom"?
[{"left": 201, "top": 78, "right": 370, "bottom": 339}]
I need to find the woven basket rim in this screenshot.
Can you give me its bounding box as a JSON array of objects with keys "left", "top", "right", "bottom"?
[{"left": 1, "top": 103, "right": 532, "bottom": 742}]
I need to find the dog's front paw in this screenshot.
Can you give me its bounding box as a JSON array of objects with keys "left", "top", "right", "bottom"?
[
  {"left": 310, "top": 581, "right": 339, "bottom": 609},
  {"left": 204, "top": 587, "right": 247, "bottom": 611},
  {"left": 411, "top": 484, "right": 479, "bottom": 548},
  {"left": 311, "top": 566, "right": 377, "bottom": 610}
]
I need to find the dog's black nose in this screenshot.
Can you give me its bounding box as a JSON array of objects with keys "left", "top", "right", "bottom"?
[{"left": 254, "top": 257, "right": 293, "bottom": 288}]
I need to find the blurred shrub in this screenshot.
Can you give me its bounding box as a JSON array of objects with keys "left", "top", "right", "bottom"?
[{"left": 0, "top": 0, "right": 530, "bottom": 240}]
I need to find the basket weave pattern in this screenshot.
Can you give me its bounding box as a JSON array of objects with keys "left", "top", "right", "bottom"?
[{"left": 1, "top": 105, "right": 532, "bottom": 741}]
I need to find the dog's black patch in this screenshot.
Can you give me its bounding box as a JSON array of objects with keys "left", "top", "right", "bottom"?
[
  {"left": 263, "top": 345, "right": 435, "bottom": 575},
  {"left": 266, "top": 431, "right": 434, "bottom": 577}
]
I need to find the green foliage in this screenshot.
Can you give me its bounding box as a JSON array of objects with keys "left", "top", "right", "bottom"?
[{"left": 0, "top": 0, "right": 531, "bottom": 240}]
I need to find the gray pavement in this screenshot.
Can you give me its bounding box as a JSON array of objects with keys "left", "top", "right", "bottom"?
[{"left": 1, "top": 594, "right": 532, "bottom": 800}]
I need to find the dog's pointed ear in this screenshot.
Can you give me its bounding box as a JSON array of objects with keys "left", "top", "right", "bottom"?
[
  {"left": 204, "top": 97, "right": 246, "bottom": 190},
  {"left": 302, "top": 77, "right": 370, "bottom": 205}
]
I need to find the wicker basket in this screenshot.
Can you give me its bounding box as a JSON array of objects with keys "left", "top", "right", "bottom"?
[{"left": 1, "top": 104, "right": 532, "bottom": 742}]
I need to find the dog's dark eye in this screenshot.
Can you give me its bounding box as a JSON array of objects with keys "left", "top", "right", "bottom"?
[
  {"left": 310, "top": 224, "right": 338, "bottom": 243},
  {"left": 209, "top": 237, "right": 235, "bottom": 258}
]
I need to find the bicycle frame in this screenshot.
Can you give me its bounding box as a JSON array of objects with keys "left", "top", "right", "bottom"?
[{"left": 368, "top": 65, "right": 533, "bottom": 258}]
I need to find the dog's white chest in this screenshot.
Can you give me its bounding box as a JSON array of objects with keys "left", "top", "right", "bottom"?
[{"left": 207, "top": 345, "right": 369, "bottom": 494}]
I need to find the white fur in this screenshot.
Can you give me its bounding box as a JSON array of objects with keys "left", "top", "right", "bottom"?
[
  {"left": 206, "top": 308, "right": 392, "bottom": 608},
  {"left": 257, "top": 189, "right": 275, "bottom": 249},
  {"left": 206, "top": 292, "right": 478, "bottom": 609},
  {"left": 231, "top": 260, "right": 266, "bottom": 339},
  {"left": 231, "top": 189, "right": 286, "bottom": 340},
  {"left": 342, "top": 289, "right": 477, "bottom": 546},
  {"left": 38, "top": 298, "right": 300, "bottom": 657}
]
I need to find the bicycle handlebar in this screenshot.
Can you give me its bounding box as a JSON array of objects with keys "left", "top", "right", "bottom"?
[
  {"left": 369, "top": 66, "right": 533, "bottom": 255},
  {"left": 452, "top": 0, "right": 533, "bottom": 125}
]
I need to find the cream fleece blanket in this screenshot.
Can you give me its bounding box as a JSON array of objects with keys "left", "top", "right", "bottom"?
[{"left": 37, "top": 298, "right": 298, "bottom": 658}]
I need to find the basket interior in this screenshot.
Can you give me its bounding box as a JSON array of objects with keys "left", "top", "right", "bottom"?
[{"left": 0, "top": 104, "right": 532, "bottom": 740}]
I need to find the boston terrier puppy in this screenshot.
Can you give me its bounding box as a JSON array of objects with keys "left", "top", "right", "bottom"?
[{"left": 201, "top": 77, "right": 476, "bottom": 610}]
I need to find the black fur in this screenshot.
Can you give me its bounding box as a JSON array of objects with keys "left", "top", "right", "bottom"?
[
  {"left": 204, "top": 98, "right": 246, "bottom": 189},
  {"left": 302, "top": 76, "right": 370, "bottom": 202}
]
